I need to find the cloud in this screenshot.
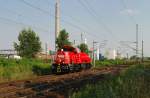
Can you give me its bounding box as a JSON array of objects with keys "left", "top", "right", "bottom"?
[{"left": 120, "top": 9, "right": 140, "bottom": 16}]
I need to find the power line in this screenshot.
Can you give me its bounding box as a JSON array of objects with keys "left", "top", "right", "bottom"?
[
  {"left": 0, "top": 16, "right": 49, "bottom": 32},
  {"left": 52, "top": 1, "right": 103, "bottom": 40},
  {"left": 78, "top": 0, "right": 119, "bottom": 41},
  {"left": 17, "top": 0, "right": 51, "bottom": 31},
  {"left": 0, "top": 7, "right": 48, "bottom": 28},
  {"left": 45, "top": 0, "right": 50, "bottom": 5},
  {"left": 19, "top": 0, "right": 103, "bottom": 40},
  {"left": 84, "top": 0, "right": 119, "bottom": 40},
  {"left": 21, "top": 0, "right": 101, "bottom": 39},
  {"left": 61, "top": 18, "right": 99, "bottom": 39},
  {"left": 20, "top": 0, "right": 50, "bottom": 14},
  {"left": 64, "top": 14, "right": 107, "bottom": 39},
  {"left": 119, "top": 41, "right": 137, "bottom": 53},
  {"left": 120, "top": 0, "right": 137, "bottom": 25}
]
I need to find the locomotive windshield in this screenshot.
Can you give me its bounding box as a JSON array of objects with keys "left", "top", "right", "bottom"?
[
  {"left": 59, "top": 45, "right": 81, "bottom": 53},
  {"left": 63, "top": 47, "right": 74, "bottom": 52}
]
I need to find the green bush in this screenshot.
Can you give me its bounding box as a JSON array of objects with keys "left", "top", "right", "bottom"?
[
  {"left": 95, "top": 59, "right": 123, "bottom": 67},
  {"left": 94, "top": 59, "right": 138, "bottom": 68},
  {"left": 0, "top": 58, "right": 51, "bottom": 83}
]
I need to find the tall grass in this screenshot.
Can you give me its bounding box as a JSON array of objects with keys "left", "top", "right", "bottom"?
[
  {"left": 72, "top": 64, "right": 150, "bottom": 98},
  {"left": 0, "top": 58, "right": 145, "bottom": 83},
  {"left": 95, "top": 59, "right": 139, "bottom": 67},
  {"left": 0, "top": 58, "right": 51, "bottom": 83}
]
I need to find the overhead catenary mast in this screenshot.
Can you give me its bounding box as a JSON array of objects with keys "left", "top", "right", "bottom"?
[
  {"left": 81, "top": 33, "right": 83, "bottom": 43},
  {"left": 55, "top": 0, "right": 60, "bottom": 51},
  {"left": 142, "top": 40, "right": 144, "bottom": 62},
  {"left": 136, "top": 24, "right": 138, "bottom": 57}
]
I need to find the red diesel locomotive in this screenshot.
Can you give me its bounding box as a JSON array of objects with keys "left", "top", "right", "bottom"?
[{"left": 52, "top": 45, "right": 92, "bottom": 73}]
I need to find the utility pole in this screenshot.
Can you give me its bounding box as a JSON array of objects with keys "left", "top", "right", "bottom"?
[
  {"left": 126, "top": 53, "right": 129, "bottom": 59},
  {"left": 55, "top": 0, "right": 60, "bottom": 51},
  {"left": 45, "top": 43, "right": 48, "bottom": 61},
  {"left": 73, "top": 40, "right": 76, "bottom": 46},
  {"left": 93, "top": 41, "right": 94, "bottom": 60},
  {"left": 93, "top": 41, "right": 98, "bottom": 68},
  {"left": 136, "top": 24, "right": 138, "bottom": 58},
  {"left": 142, "top": 40, "right": 144, "bottom": 62},
  {"left": 81, "top": 33, "right": 83, "bottom": 43}
]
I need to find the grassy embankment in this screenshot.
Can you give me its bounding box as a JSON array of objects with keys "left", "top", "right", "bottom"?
[
  {"left": 72, "top": 64, "right": 150, "bottom": 98},
  {"left": 0, "top": 58, "right": 141, "bottom": 83},
  {"left": 0, "top": 58, "right": 51, "bottom": 83}
]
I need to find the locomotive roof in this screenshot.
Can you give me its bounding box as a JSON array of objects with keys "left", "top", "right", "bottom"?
[
  {"left": 63, "top": 45, "right": 75, "bottom": 49},
  {"left": 57, "top": 45, "right": 80, "bottom": 53},
  {"left": 61, "top": 45, "right": 78, "bottom": 52}
]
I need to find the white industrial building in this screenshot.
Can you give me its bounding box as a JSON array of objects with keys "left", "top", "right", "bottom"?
[{"left": 105, "top": 49, "right": 117, "bottom": 60}]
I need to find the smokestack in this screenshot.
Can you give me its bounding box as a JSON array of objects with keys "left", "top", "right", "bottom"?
[{"left": 55, "top": 0, "right": 60, "bottom": 50}]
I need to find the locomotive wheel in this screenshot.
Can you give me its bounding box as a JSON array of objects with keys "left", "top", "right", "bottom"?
[
  {"left": 80, "top": 63, "right": 92, "bottom": 70},
  {"left": 69, "top": 64, "right": 74, "bottom": 73},
  {"left": 78, "top": 64, "right": 82, "bottom": 71},
  {"left": 74, "top": 64, "right": 81, "bottom": 71},
  {"left": 51, "top": 64, "right": 62, "bottom": 74},
  {"left": 61, "top": 65, "right": 69, "bottom": 73},
  {"left": 81, "top": 64, "right": 86, "bottom": 70},
  {"left": 57, "top": 65, "right": 61, "bottom": 73}
]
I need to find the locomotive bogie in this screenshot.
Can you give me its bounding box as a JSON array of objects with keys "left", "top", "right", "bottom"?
[{"left": 52, "top": 63, "right": 92, "bottom": 74}]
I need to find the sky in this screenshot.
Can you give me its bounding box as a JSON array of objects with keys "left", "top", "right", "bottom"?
[{"left": 0, "top": 0, "right": 149, "bottom": 57}]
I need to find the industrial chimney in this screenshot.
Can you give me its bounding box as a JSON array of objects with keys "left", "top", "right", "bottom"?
[{"left": 55, "top": 0, "right": 60, "bottom": 50}]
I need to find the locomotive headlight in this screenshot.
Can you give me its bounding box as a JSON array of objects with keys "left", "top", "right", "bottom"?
[{"left": 58, "top": 55, "right": 65, "bottom": 58}]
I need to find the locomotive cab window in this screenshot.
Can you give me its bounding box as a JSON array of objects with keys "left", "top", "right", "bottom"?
[{"left": 63, "top": 47, "right": 74, "bottom": 52}]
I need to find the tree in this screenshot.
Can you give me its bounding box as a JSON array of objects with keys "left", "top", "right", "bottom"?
[
  {"left": 14, "top": 28, "right": 41, "bottom": 58},
  {"left": 56, "top": 29, "right": 71, "bottom": 49},
  {"left": 78, "top": 43, "right": 89, "bottom": 53}
]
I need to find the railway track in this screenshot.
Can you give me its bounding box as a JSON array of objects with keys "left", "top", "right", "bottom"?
[{"left": 0, "top": 65, "right": 129, "bottom": 98}]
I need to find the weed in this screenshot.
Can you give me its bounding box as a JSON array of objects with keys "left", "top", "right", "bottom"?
[{"left": 72, "top": 64, "right": 150, "bottom": 98}]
